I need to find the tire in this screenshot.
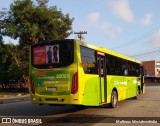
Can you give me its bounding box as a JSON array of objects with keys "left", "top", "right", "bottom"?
[{"left": 110, "top": 90, "right": 118, "bottom": 108}]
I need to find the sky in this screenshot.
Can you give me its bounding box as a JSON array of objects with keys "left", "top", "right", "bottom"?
[{"left": 0, "top": 0, "right": 160, "bottom": 61}]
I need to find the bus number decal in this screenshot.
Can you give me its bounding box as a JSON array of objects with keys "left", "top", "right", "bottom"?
[{"left": 56, "top": 74, "right": 69, "bottom": 79}]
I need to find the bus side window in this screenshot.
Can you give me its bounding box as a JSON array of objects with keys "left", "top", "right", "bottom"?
[
  {"left": 136, "top": 67, "right": 140, "bottom": 76},
  {"left": 80, "top": 46, "right": 98, "bottom": 74},
  {"left": 122, "top": 60, "right": 128, "bottom": 76},
  {"left": 106, "top": 55, "right": 114, "bottom": 75},
  {"left": 124, "top": 69, "right": 128, "bottom": 76}
]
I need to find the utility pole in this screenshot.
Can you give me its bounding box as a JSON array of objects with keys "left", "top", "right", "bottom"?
[{"left": 74, "top": 31, "right": 87, "bottom": 40}]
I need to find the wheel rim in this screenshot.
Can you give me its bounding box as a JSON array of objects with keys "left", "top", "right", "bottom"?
[{"left": 112, "top": 92, "right": 117, "bottom": 107}]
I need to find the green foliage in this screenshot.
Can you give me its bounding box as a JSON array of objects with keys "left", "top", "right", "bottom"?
[
  {"left": 0, "top": 0, "right": 74, "bottom": 45},
  {"left": 0, "top": 44, "right": 16, "bottom": 85},
  {"left": 0, "top": 43, "right": 28, "bottom": 89},
  {"left": 0, "top": 45, "right": 9, "bottom": 86},
  {"left": 0, "top": 0, "right": 74, "bottom": 89}
]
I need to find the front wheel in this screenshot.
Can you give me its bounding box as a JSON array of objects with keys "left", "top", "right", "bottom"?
[{"left": 110, "top": 90, "right": 118, "bottom": 108}]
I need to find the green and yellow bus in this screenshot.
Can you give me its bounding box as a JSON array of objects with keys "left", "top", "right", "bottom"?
[{"left": 29, "top": 39, "right": 145, "bottom": 108}]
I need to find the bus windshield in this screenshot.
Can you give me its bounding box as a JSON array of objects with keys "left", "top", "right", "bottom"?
[{"left": 31, "top": 40, "right": 74, "bottom": 69}]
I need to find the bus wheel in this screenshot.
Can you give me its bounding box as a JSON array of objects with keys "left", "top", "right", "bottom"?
[{"left": 110, "top": 90, "right": 118, "bottom": 108}]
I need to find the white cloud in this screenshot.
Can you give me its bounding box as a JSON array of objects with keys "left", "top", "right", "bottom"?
[
  {"left": 140, "top": 13, "right": 153, "bottom": 26},
  {"left": 86, "top": 12, "right": 100, "bottom": 24},
  {"left": 111, "top": 0, "right": 134, "bottom": 23},
  {"left": 86, "top": 12, "right": 122, "bottom": 40},
  {"left": 150, "top": 30, "right": 160, "bottom": 47},
  {"left": 99, "top": 23, "right": 122, "bottom": 39}
]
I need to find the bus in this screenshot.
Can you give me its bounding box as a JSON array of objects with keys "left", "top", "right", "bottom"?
[{"left": 29, "top": 39, "right": 145, "bottom": 108}]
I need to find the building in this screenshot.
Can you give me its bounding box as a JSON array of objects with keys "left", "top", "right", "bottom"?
[{"left": 142, "top": 60, "right": 160, "bottom": 83}]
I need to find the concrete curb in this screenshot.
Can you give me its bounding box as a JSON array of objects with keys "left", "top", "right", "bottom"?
[
  {"left": 0, "top": 94, "right": 31, "bottom": 104},
  {"left": 146, "top": 83, "right": 160, "bottom": 86}
]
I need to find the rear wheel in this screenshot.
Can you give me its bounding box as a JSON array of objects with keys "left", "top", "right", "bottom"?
[{"left": 110, "top": 90, "right": 118, "bottom": 108}]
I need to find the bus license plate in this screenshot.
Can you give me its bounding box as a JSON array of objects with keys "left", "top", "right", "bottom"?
[{"left": 47, "top": 87, "right": 57, "bottom": 91}]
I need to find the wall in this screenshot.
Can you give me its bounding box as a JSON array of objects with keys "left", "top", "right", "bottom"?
[{"left": 142, "top": 60, "right": 156, "bottom": 76}]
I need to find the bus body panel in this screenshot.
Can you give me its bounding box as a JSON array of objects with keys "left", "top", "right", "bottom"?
[
  {"left": 31, "top": 68, "right": 74, "bottom": 95},
  {"left": 29, "top": 39, "right": 145, "bottom": 107},
  {"left": 30, "top": 66, "right": 79, "bottom": 105},
  {"left": 81, "top": 75, "right": 141, "bottom": 106},
  {"left": 81, "top": 76, "right": 100, "bottom": 106},
  {"left": 30, "top": 40, "right": 81, "bottom": 105}
]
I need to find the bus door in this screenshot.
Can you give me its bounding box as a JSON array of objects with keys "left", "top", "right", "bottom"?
[{"left": 97, "top": 52, "right": 107, "bottom": 104}]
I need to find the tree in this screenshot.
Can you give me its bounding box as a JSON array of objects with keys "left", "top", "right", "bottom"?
[
  {"left": 0, "top": 0, "right": 74, "bottom": 45},
  {"left": 0, "top": 44, "right": 9, "bottom": 89},
  {"left": 0, "top": 0, "right": 74, "bottom": 87},
  {"left": 0, "top": 43, "right": 18, "bottom": 89},
  {"left": 0, "top": 43, "right": 28, "bottom": 90}
]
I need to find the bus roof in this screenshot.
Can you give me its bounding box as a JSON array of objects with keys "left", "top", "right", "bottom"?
[{"left": 76, "top": 39, "right": 142, "bottom": 64}]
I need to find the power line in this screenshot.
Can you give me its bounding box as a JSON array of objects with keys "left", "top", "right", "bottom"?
[
  {"left": 111, "top": 26, "right": 160, "bottom": 50},
  {"left": 128, "top": 46, "right": 160, "bottom": 57},
  {"left": 128, "top": 48, "right": 160, "bottom": 61}
]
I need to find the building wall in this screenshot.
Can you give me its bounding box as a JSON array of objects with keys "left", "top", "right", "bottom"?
[
  {"left": 142, "top": 60, "right": 156, "bottom": 76},
  {"left": 142, "top": 60, "right": 160, "bottom": 83}
]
